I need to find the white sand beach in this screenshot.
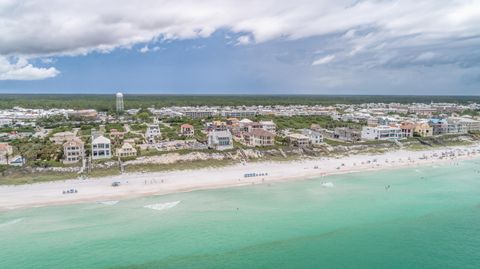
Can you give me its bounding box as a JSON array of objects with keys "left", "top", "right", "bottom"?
[{"left": 1, "top": 144, "right": 479, "bottom": 211}]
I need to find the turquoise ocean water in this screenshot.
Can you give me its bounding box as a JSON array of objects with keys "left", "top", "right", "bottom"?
[{"left": 1, "top": 159, "right": 480, "bottom": 269}]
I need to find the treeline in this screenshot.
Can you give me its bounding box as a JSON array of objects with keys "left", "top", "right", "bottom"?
[{"left": 1, "top": 94, "right": 479, "bottom": 110}]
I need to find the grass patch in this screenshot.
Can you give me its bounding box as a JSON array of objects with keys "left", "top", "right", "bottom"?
[
  {"left": 124, "top": 159, "right": 235, "bottom": 173},
  {"left": 0, "top": 171, "right": 78, "bottom": 185},
  {"left": 324, "top": 138, "right": 350, "bottom": 146}
]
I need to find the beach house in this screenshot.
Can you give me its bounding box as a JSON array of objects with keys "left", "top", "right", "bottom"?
[
  {"left": 91, "top": 135, "right": 112, "bottom": 160},
  {"left": 208, "top": 130, "right": 233, "bottom": 150},
  {"left": 145, "top": 124, "right": 161, "bottom": 144},
  {"left": 237, "top": 119, "right": 264, "bottom": 133},
  {"left": 334, "top": 127, "right": 361, "bottom": 142},
  {"left": 447, "top": 117, "right": 480, "bottom": 133},
  {"left": 259, "top": 120, "right": 277, "bottom": 134},
  {"left": 378, "top": 116, "right": 399, "bottom": 126},
  {"left": 446, "top": 119, "right": 462, "bottom": 134},
  {"left": 180, "top": 124, "right": 195, "bottom": 137},
  {"left": 243, "top": 129, "right": 276, "bottom": 147},
  {"left": 361, "top": 125, "right": 403, "bottom": 141},
  {"left": 116, "top": 142, "right": 137, "bottom": 157},
  {"left": 287, "top": 133, "right": 310, "bottom": 147},
  {"left": 414, "top": 122, "right": 433, "bottom": 137},
  {"left": 63, "top": 138, "right": 84, "bottom": 164},
  {"left": 400, "top": 122, "right": 415, "bottom": 138},
  {"left": 428, "top": 119, "right": 448, "bottom": 136},
  {"left": 302, "top": 129, "right": 323, "bottom": 145}
]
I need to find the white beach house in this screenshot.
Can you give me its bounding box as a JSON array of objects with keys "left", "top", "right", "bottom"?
[
  {"left": 302, "top": 129, "right": 323, "bottom": 145},
  {"left": 208, "top": 130, "right": 234, "bottom": 150},
  {"left": 91, "top": 135, "right": 112, "bottom": 160},
  {"left": 361, "top": 125, "right": 403, "bottom": 141},
  {"left": 145, "top": 124, "right": 161, "bottom": 144},
  {"left": 259, "top": 120, "right": 277, "bottom": 134}
]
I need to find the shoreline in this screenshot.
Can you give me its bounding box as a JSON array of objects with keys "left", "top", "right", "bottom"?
[{"left": 1, "top": 144, "right": 479, "bottom": 211}]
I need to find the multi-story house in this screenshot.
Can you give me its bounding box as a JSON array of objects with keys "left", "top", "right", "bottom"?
[
  {"left": 116, "top": 142, "right": 137, "bottom": 157},
  {"left": 334, "top": 127, "right": 361, "bottom": 142},
  {"left": 259, "top": 120, "right": 277, "bottom": 134},
  {"left": 91, "top": 135, "right": 112, "bottom": 160},
  {"left": 400, "top": 122, "right": 415, "bottom": 138},
  {"left": 287, "top": 133, "right": 310, "bottom": 147},
  {"left": 145, "top": 124, "right": 161, "bottom": 144},
  {"left": 180, "top": 124, "right": 195, "bottom": 137},
  {"left": 243, "top": 129, "right": 275, "bottom": 147},
  {"left": 63, "top": 138, "right": 84, "bottom": 164},
  {"left": 361, "top": 126, "right": 403, "bottom": 141},
  {"left": 447, "top": 117, "right": 480, "bottom": 133},
  {"left": 302, "top": 129, "right": 323, "bottom": 145},
  {"left": 414, "top": 122, "right": 433, "bottom": 137},
  {"left": 208, "top": 130, "right": 233, "bottom": 150},
  {"left": 428, "top": 119, "right": 448, "bottom": 136}
]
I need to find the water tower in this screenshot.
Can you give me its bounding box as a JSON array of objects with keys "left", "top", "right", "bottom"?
[{"left": 116, "top": 92, "right": 124, "bottom": 114}]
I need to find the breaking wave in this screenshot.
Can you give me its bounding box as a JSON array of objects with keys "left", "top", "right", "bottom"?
[
  {"left": 98, "top": 201, "right": 119, "bottom": 206},
  {"left": 322, "top": 182, "right": 334, "bottom": 188},
  {"left": 0, "top": 218, "right": 24, "bottom": 228},
  {"left": 144, "top": 201, "right": 181, "bottom": 211}
]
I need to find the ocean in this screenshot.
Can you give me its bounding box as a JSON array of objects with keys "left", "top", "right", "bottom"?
[{"left": 1, "top": 159, "right": 480, "bottom": 269}]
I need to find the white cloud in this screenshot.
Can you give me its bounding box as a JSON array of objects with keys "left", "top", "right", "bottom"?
[
  {"left": 139, "top": 46, "right": 150, "bottom": 53},
  {"left": 237, "top": 35, "right": 252, "bottom": 45},
  {"left": 139, "top": 45, "right": 162, "bottom": 53},
  {"left": 0, "top": 57, "right": 59, "bottom": 80},
  {"left": 312, "top": 55, "right": 335, "bottom": 65},
  {"left": 0, "top": 0, "right": 479, "bottom": 79},
  {"left": 0, "top": 0, "right": 478, "bottom": 57}
]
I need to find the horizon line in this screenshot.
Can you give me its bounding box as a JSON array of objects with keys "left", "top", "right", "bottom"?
[{"left": 0, "top": 93, "right": 480, "bottom": 97}]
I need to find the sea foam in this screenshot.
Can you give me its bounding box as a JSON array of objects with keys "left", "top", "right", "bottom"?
[
  {"left": 98, "top": 201, "right": 119, "bottom": 206},
  {"left": 144, "top": 201, "right": 181, "bottom": 211},
  {"left": 322, "top": 182, "right": 334, "bottom": 188},
  {"left": 0, "top": 218, "right": 24, "bottom": 228}
]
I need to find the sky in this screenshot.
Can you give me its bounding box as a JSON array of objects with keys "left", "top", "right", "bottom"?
[{"left": 0, "top": 0, "right": 479, "bottom": 95}]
